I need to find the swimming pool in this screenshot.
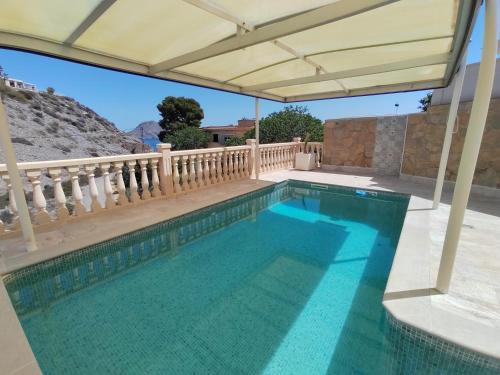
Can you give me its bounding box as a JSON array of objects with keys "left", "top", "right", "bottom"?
[{"left": 4, "top": 181, "right": 497, "bottom": 374}]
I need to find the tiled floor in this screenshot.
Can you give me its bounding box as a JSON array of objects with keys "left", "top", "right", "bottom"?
[{"left": 0, "top": 169, "right": 499, "bottom": 374}]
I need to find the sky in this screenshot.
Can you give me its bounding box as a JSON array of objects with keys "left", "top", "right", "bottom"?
[{"left": 0, "top": 4, "right": 495, "bottom": 132}]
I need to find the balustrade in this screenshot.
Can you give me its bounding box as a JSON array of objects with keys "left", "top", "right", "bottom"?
[{"left": 0, "top": 140, "right": 321, "bottom": 237}]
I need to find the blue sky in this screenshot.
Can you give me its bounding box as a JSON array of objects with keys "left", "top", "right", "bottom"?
[{"left": 0, "top": 4, "right": 495, "bottom": 132}]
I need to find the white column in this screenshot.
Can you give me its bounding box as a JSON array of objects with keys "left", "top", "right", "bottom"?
[
  {"left": 436, "top": 0, "right": 498, "bottom": 293},
  {"left": 255, "top": 97, "right": 260, "bottom": 181},
  {"left": 432, "top": 50, "right": 468, "bottom": 209},
  {"left": 0, "top": 100, "right": 37, "bottom": 251}
]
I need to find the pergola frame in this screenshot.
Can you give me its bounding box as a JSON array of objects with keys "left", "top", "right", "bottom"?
[{"left": 0, "top": 0, "right": 479, "bottom": 103}]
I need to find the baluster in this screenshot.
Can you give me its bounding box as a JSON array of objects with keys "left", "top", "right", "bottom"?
[
  {"left": 227, "top": 151, "right": 234, "bottom": 180},
  {"left": 139, "top": 159, "right": 151, "bottom": 199},
  {"left": 244, "top": 149, "right": 250, "bottom": 177},
  {"left": 280, "top": 147, "right": 285, "bottom": 169},
  {"left": 2, "top": 175, "right": 20, "bottom": 230},
  {"left": 181, "top": 156, "right": 189, "bottom": 192},
  {"left": 210, "top": 153, "right": 217, "bottom": 185},
  {"left": 196, "top": 154, "right": 203, "bottom": 188},
  {"left": 234, "top": 150, "right": 240, "bottom": 179},
  {"left": 25, "top": 169, "right": 51, "bottom": 224},
  {"left": 48, "top": 168, "right": 70, "bottom": 220},
  {"left": 223, "top": 151, "right": 229, "bottom": 182},
  {"left": 189, "top": 155, "right": 197, "bottom": 191},
  {"left": 172, "top": 157, "right": 181, "bottom": 193},
  {"left": 84, "top": 165, "right": 101, "bottom": 212},
  {"left": 126, "top": 161, "right": 140, "bottom": 203},
  {"left": 113, "top": 162, "right": 128, "bottom": 205},
  {"left": 150, "top": 158, "right": 161, "bottom": 197},
  {"left": 271, "top": 147, "right": 276, "bottom": 170},
  {"left": 67, "top": 166, "right": 86, "bottom": 216},
  {"left": 216, "top": 152, "right": 223, "bottom": 183},
  {"left": 261, "top": 148, "right": 267, "bottom": 172},
  {"left": 203, "top": 154, "right": 210, "bottom": 186},
  {"left": 100, "top": 163, "right": 115, "bottom": 208}
]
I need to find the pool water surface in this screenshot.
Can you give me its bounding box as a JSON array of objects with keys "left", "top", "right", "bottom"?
[{"left": 6, "top": 181, "right": 411, "bottom": 374}]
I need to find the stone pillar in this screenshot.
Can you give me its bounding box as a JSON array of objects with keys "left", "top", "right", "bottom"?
[{"left": 156, "top": 143, "right": 174, "bottom": 197}]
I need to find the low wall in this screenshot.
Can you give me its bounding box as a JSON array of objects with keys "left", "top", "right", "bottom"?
[{"left": 322, "top": 98, "right": 500, "bottom": 188}]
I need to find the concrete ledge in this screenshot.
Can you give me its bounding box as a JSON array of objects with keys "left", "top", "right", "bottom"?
[
  {"left": 400, "top": 173, "right": 500, "bottom": 199},
  {"left": 321, "top": 164, "right": 374, "bottom": 174},
  {"left": 383, "top": 194, "right": 500, "bottom": 360}
]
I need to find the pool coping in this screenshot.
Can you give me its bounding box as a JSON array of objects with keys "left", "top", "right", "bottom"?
[{"left": 383, "top": 193, "right": 500, "bottom": 361}]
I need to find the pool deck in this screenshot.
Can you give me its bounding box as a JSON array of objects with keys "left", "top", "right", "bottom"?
[{"left": 0, "top": 169, "right": 499, "bottom": 374}]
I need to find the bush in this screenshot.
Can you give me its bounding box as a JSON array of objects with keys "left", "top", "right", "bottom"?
[
  {"left": 244, "top": 106, "right": 323, "bottom": 143},
  {"left": 46, "top": 87, "right": 55, "bottom": 95},
  {"left": 166, "top": 127, "right": 209, "bottom": 150}
]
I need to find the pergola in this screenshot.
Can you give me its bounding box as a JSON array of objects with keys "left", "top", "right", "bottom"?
[{"left": 0, "top": 0, "right": 497, "bottom": 293}]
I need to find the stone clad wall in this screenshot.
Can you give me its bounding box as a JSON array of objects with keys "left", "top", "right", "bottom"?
[
  {"left": 322, "top": 98, "right": 500, "bottom": 188},
  {"left": 323, "top": 117, "right": 376, "bottom": 168},
  {"left": 402, "top": 98, "right": 500, "bottom": 188},
  {"left": 373, "top": 116, "right": 407, "bottom": 175}
]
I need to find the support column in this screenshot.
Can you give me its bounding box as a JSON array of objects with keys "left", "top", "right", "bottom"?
[
  {"left": 0, "top": 99, "right": 37, "bottom": 251},
  {"left": 432, "top": 49, "right": 468, "bottom": 209},
  {"left": 436, "top": 0, "right": 498, "bottom": 293},
  {"left": 255, "top": 97, "right": 260, "bottom": 181},
  {"left": 156, "top": 143, "right": 174, "bottom": 197}
]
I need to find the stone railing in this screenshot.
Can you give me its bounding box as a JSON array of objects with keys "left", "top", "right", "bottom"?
[
  {"left": 170, "top": 145, "right": 251, "bottom": 193},
  {"left": 0, "top": 139, "right": 322, "bottom": 238},
  {"left": 258, "top": 142, "right": 298, "bottom": 173}
]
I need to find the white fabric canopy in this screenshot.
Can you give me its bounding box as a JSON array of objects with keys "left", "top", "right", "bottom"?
[{"left": 0, "top": 0, "right": 479, "bottom": 101}]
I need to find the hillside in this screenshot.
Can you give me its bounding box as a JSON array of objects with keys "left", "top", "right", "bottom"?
[
  {"left": 0, "top": 86, "right": 148, "bottom": 163},
  {"left": 127, "top": 120, "right": 161, "bottom": 140}
]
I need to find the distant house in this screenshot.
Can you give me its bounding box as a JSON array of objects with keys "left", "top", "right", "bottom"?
[
  {"left": 203, "top": 119, "right": 255, "bottom": 147},
  {"left": 3, "top": 78, "right": 37, "bottom": 92}
]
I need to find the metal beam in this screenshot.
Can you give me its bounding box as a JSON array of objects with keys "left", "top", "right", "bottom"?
[
  {"left": 182, "top": 0, "right": 348, "bottom": 92},
  {"left": 64, "top": 0, "right": 117, "bottom": 45},
  {"left": 0, "top": 31, "right": 282, "bottom": 102},
  {"left": 243, "top": 53, "right": 449, "bottom": 92},
  {"left": 0, "top": 99, "right": 37, "bottom": 251},
  {"left": 223, "top": 35, "right": 452, "bottom": 84},
  {"left": 284, "top": 79, "right": 444, "bottom": 102},
  {"left": 433, "top": 49, "right": 468, "bottom": 209},
  {"left": 436, "top": 0, "right": 498, "bottom": 294},
  {"left": 149, "top": 0, "right": 398, "bottom": 73}
]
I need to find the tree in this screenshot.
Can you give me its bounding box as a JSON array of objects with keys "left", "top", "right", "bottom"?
[
  {"left": 418, "top": 92, "right": 432, "bottom": 112},
  {"left": 46, "top": 87, "right": 55, "bottom": 95},
  {"left": 166, "top": 127, "right": 209, "bottom": 150},
  {"left": 157, "top": 96, "right": 204, "bottom": 141},
  {"left": 0, "top": 65, "right": 7, "bottom": 79},
  {"left": 244, "top": 106, "right": 323, "bottom": 143}
]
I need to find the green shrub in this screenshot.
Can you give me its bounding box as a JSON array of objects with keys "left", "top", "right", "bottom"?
[{"left": 224, "top": 136, "right": 245, "bottom": 146}]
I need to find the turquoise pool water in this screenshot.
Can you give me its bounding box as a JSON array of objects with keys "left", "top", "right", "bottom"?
[{"left": 6, "top": 181, "right": 496, "bottom": 374}]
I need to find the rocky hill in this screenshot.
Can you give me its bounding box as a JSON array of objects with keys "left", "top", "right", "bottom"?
[
  {"left": 127, "top": 120, "right": 161, "bottom": 140},
  {"left": 0, "top": 86, "right": 148, "bottom": 163}
]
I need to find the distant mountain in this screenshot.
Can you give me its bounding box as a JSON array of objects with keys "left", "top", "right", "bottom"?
[
  {"left": 0, "top": 85, "right": 148, "bottom": 163},
  {"left": 127, "top": 121, "right": 161, "bottom": 141}
]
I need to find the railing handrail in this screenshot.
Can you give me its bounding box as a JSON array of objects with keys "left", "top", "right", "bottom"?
[
  {"left": 0, "top": 152, "right": 162, "bottom": 172},
  {"left": 259, "top": 142, "right": 296, "bottom": 148}
]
